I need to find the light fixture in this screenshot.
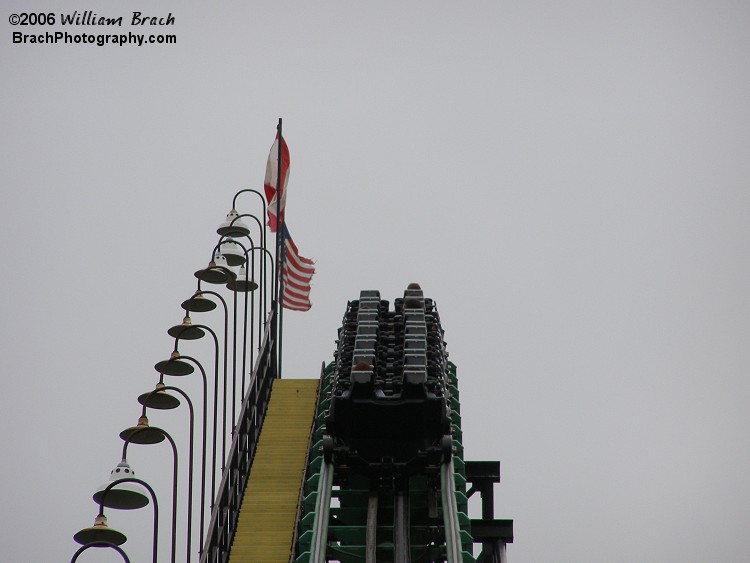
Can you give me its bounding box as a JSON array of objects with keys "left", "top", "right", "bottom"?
[
  {"left": 194, "top": 253, "right": 235, "bottom": 284},
  {"left": 226, "top": 266, "right": 258, "bottom": 293},
  {"left": 220, "top": 238, "right": 246, "bottom": 267},
  {"left": 92, "top": 459, "right": 150, "bottom": 509},
  {"left": 73, "top": 514, "right": 127, "bottom": 546},
  {"left": 216, "top": 209, "right": 250, "bottom": 237},
  {"left": 154, "top": 355, "right": 194, "bottom": 376},
  {"left": 181, "top": 292, "right": 217, "bottom": 313},
  {"left": 138, "top": 382, "right": 180, "bottom": 410},
  {"left": 167, "top": 315, "right": 205, "bottom": 340},
  {"left": 119, "top": 415, "right": 165, "bottom": 445}
]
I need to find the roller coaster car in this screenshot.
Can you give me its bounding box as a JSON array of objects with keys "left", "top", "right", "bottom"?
[
  {"left": 325, "top": 374, "right": 451, "bottom": 471},
  {"left": 324, "top": 286, "right": 453, "bottom": 476}
]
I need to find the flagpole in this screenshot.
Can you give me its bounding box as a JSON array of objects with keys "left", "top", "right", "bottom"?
[{"left": 275, "top": 118, "right": 285, "bottom": 380}]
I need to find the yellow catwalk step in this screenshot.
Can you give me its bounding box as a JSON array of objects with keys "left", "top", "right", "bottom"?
[{"left": 228, "top": 378, "right": 319, "bottom": 563}]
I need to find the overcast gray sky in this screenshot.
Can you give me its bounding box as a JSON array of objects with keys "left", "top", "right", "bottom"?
[{"left": 2, "top": 1, "right": 750, "bottom": 561}]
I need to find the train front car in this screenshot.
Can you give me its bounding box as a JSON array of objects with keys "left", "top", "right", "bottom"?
[{"left": 325, "top": 284, "right": 453, "bottom": 477}]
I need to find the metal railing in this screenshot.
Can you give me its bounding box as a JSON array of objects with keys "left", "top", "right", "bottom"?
[{"left": 199, "top": 307, "right": 278, "bottom": 563}]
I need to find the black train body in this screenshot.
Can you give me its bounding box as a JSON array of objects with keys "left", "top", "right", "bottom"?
[{"left": 325, "top": 286, "right": 452, "bottom": 478}]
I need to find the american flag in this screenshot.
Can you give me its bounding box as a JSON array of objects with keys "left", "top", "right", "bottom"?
[
  {"left": 281, "top": 225, "right": 314, "bottom": 311},
  {"left": 263, "top": 133, "right": 315, "bottom": 311}
]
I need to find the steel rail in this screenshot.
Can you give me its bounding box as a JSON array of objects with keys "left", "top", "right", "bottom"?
[
  {"left": 441, "top": 460, "right": 463, "bottom": 563},
  {"left": 309, "top": 460, "right": 334, "bottom": 563},
  {"left": 365, "top": 492, "right": 378, "bottom": 563},
  {"left": 394, "top": 490, "right": 411, "bottom": 563}
]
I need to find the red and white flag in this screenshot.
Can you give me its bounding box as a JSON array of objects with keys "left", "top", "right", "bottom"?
[
  {"left": 263, "top": 132, "right": 315, "bottom": 311},
  {"left": 263, "top": 135, "right": 290, "bottom": 233}
]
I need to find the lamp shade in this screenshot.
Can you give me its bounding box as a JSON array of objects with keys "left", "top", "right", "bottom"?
[
  {"left": 138, "top": 384, "right": 180, "bottom": 410},
  {"left": 220, "top": 239, "right": 246, "bottom": 267},
  {"left": 167, "top": 317, "right": 205, "bottom": 340},
  {"left": 92, "top": 460, "right": 149, "bottom": 509},
  {"left": 154, "top": 358, "right": 194, "bottom": 376},
  {"left": 217, "top": 209, "right": 250, "bottom": 237},
  {"left": 120, "top": 416, "right": 165, "bottom": 445},
  {"left": 73, "top": 515, "right": 127, "bottom": 546},
  {"left": 181, "top": 293, "right": 217, "bottom": 313},
  {"left": 194, "top": 253, "right": 235, "bottom": 284},
  {"left": 226, "top": 266, "right": 258, "bottom": 293}
]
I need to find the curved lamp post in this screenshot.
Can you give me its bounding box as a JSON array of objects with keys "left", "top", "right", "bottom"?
[
  {"left": 185, "top": 286, "right": 229, "bottom": 467},
  {"left": 218, "top": 232, "right": 274, "bottom": 431},
  {"left": 227, "top": 188, "right": 268, "bottom": 274},
  {"left": 137, "top": 384, "right": 197, "bottom": 560},
  {"left": 218, "top": 236, "right": 257, "bottom": 429},
  {"left": 220, "top": 210, "right": 270, "bottom": 321},
  {"left": 222, "top": 237, "right": 277, "bottom": 401},
  {"left": 221, "top": 191, "right": 270, "bottom": 315},
  {"left": 164, "top": 328, "right": 220, "bottom": 520},
  {"left": 241, "top": 245, "right": 275, "bottom": 381},
  {"left": 92, "top": 475, "right": 159, "bottom": 563},
  {"left": 119, "top": 420, "right": 180, "bottom": 563},
  {"left": 71, "top": 542, "right": 131, "bottom": 563}
]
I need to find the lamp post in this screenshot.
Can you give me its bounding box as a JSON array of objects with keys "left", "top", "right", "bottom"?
[
  {"left": 165, "top": 327, "right": 220, "bottom": 517},
  {"left": 193, "top": 266, "right": 233, "bottom": 466},
  {"left": 228, "top": 188, "right": 268, "bottom": 264},
  {"left": 120, "top": 419, "right": 180, "bottom": 563},
  {"left": 221, "top": 192, "right": 271, "bottom": 336},
  {"left": 226, "top": 241, "right": 276, "bottom": 399},
  {"left": 71, "top": 542, "right": 131, "bottom": 563},
  {"left": 219, "top": 210, "right": 272, "bottom": 357},
  {"left": 137, "top": 384, "right": 197, "bottom": 560},
  {"left": 219, "top": 233, "right": 275, "bottom": 430},
  {"left": 92, "top": 475, "right": 159, "bottom": 563},
  {"left": 218, "top": 236, "right": 255, "bottom": 430},
  {"left": 179, "top": 289, "right": 228, "bottom": 462}
]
